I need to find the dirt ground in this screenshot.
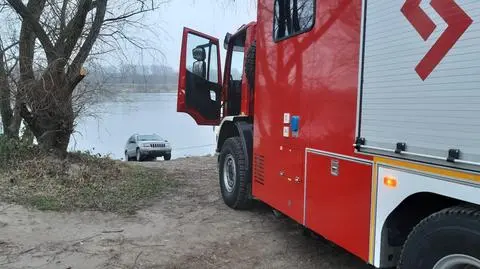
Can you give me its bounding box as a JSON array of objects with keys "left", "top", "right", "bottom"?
[{"left": 0, "top": 156, "right": 373, "bottom": 269}]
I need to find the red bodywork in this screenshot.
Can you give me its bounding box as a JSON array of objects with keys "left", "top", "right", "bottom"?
[
  {"left": 177, "top": 0, "right": 374, "bottom": 263},
  {"left": 252, "top": 0, "right": 373, "bottom": 262}
]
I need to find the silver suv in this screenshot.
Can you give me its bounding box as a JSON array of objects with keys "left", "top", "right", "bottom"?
[{"left": 124, "top": 134, "right": 172, "bottom": 162}]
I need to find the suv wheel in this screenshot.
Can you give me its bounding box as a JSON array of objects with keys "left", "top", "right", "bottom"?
[{"left": 136, "top": 149, "right": 143, "bottom": 162}]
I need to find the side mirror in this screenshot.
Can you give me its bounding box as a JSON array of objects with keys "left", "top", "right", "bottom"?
[
  {"left": 223, "top": 32, "right": 244, "bottom": 52},
  {"left": 224, "top": 32, "right": 232, "bottom": 50}
]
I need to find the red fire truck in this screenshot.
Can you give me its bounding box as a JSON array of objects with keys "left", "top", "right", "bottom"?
[{"left": 177, "top": 0, "right": 480, "bottom": 268}]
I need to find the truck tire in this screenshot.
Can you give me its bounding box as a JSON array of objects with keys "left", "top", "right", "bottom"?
[
  {"left": 164, "top": 153, "right": 171, "bottom": 161},
  {"left": 219, "top": 137, "right": 253, "bottom": 210},
  {"left": 245, "top": 41, "right": 256, "bottom": 91},
  {"left": 398, "top": 206, "right": 480, "bottom": 269}
]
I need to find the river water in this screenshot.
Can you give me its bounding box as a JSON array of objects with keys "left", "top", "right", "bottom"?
[{"left": 69, "top": 93, "right": 217, "bottom": 160}]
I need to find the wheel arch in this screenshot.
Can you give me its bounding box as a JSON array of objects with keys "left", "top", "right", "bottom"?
[
  {"left": 217, "top": 120, "right": 238, "bottom": 153},
  {"left": 373, "top": 164, "right": 480, "bottom": 267},
  {"left": 378, "top": 192, "right": 465, "bottom": 267},
  {"left": 217, "top": 116, "right": 253, "bottom": 172}
]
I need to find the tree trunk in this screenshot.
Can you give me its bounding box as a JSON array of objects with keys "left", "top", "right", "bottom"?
[
  {"left": 36, "top": 127, "right": 73, "bottom": 155},
  {"left": 20, "top": 120, "right": 34, "bottom": 144},
  {"left": 9, "top": 102, "right": 22, "bottom": 137},
  {"left": 21, "top": 82, "right": 75, "bottom": 156},
  {"left": 0, "top": 93, "right": 14, "bottom": 137},
  {"left": 17, "top": 113, "right": 73, "bottom": 157},
  {"left": 28, "top": 113, "right": 74, "bottom": 156},
  {"left": 0, "top": 86, "right": 22, "bottom": 138},
  {"left": 0, "top": 50, "right": 14, "bottom": 138}
]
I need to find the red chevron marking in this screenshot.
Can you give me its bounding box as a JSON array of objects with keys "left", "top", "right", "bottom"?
[
  {"left": 401, "top": 0, "right": 437, "bottom": 41},
  {"left": 415, "top": 0, "right": 473, "bottom": 80}
]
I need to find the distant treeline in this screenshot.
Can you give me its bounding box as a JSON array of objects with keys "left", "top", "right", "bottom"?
[{"left": 89, "top": 64, "right": 179, "bottom": 93}]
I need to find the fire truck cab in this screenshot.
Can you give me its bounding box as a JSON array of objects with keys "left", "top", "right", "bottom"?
[{"left": 177, "top": 0, "right": 480, "bottom": 268}]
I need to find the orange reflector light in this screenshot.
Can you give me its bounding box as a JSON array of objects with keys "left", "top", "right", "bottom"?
[{"left": 384, "top": 176, "right": 398, "bottom": 188}]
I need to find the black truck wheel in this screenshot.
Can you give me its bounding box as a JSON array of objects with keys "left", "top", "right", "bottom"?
[
  {"left": 398, "top": 206, "right": 480, "bottom": 269},
  {"left": 245, "top": 41, "right": 256, "bottom": 91},
  {"left": 219, "top": 137, "right": 253, "bottom": 210}
]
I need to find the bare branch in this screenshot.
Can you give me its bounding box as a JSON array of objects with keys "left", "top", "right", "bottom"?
[
  {"left": 0, "top": 41, "right": 19, "bottom": 53},
  {"left": 60, "top": 0, "right": 68, "bottom": 32},
  {"left": 6, "top": 0, "right": 56, "bottom": 62},
  {"left": 7, "top": 57, "right": 18, "bottom": 75},
  {"left": 67, "top": 0, "right": 106, "bottom": 90},
  {"left": 54, "top": 0, "right": 93, "bottom": 59},
  {"left": 104, "top": 5, "right": 159, "bottom": 23}
]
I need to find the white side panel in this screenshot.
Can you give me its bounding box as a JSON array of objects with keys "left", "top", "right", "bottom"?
[
  {"left": 359, "top": 0, "right": 480, "bottom": 164},
  {"left": 373, "top": 166, "right": 480, "bottom": 267}
]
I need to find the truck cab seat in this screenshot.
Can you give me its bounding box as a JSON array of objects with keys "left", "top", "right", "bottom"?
[{"left": 192, "top": 47, "right": 206, "bottom": 79}]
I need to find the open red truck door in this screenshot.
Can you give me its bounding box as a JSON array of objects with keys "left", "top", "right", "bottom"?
[{"left": 177, "top": 27, "right": 223, "bottom": 125}]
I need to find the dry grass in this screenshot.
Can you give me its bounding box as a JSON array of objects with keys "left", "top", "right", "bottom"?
[{"left": 0, "top": 137, "right": 176, "bottom": 214}]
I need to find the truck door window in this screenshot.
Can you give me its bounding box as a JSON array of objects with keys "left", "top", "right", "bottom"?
[
  {"left": 274, "top": 0, "right": 315, "bottom": 41},
  {"left": 186, "top": 33, "right": 219, "bottom": 84},
  {"left": 227, "top": 49, "right": 244, "bottom": 115},
  {"left": 230, "top": 51, "right": 245, "bottom": 80}
]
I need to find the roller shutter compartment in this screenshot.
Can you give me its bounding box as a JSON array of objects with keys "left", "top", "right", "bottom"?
[{"left": 357, "top": 0, "right": 480, "bottom": 170}]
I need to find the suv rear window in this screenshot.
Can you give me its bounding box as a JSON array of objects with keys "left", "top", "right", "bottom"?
[{"left": 274, "top": 0, "right": 315, "bottom": 41}]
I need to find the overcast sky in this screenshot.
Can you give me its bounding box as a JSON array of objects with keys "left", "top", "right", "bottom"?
[{"left": 116, "top": 0, "right": 257, "bottom": 70}]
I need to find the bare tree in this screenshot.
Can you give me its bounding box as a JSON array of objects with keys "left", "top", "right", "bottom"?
[
  {"left": 0, "top": 0, "right": 166, "bottom": 155},
  {"left": 0, "top": 38, "right": 21, "bottom": 138}
]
